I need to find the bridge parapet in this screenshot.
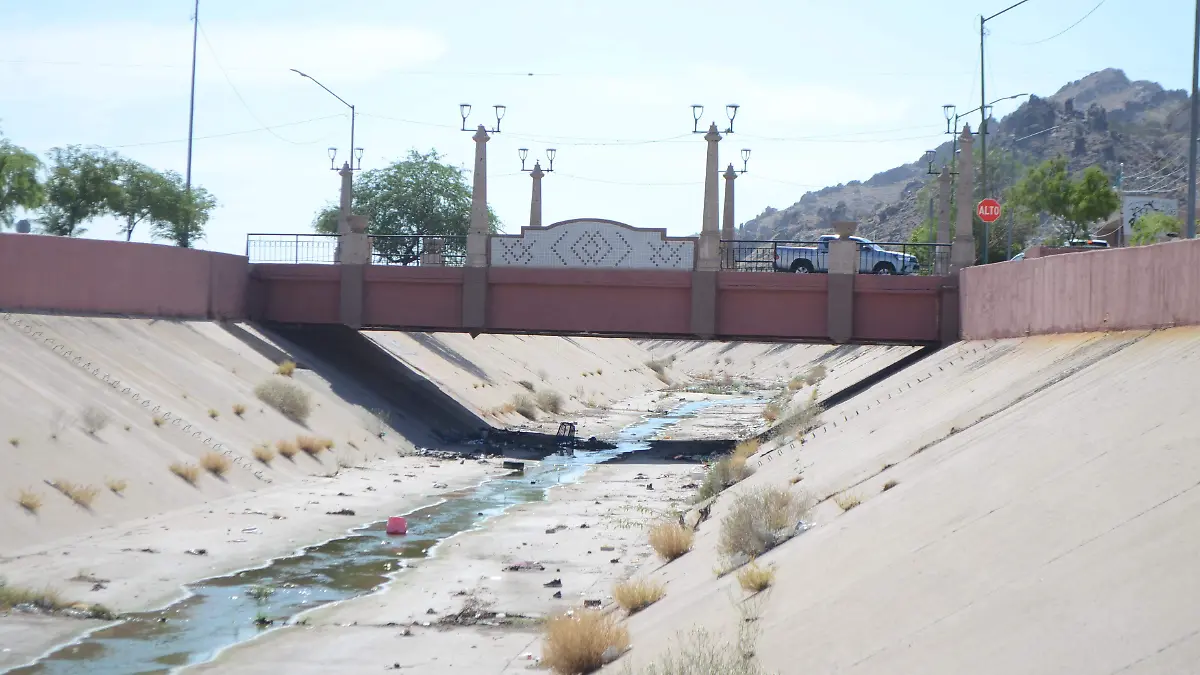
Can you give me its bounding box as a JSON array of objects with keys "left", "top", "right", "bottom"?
[{"left": 488, "top": 219, "right": 695, "bottom": 269}]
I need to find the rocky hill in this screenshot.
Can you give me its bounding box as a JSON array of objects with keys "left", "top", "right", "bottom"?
[{"left": 739, "top": 69, "right": 1191, "bottom": 243}]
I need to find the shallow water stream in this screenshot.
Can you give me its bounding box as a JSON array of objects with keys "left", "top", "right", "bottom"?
[{"left": 8, "top": 398, "right": 742, "bottom": 675}]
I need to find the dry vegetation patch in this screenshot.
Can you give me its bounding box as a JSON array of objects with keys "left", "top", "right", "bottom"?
[
  {"left": 232, "top": 403, "right": 247, "bottom": 417},
  {"left": 50, "top": 480, "right": 99, "bottom": 509},
  {"left": 296, "top": 435, "right": 332, "bottom": 456},
  {"left": 536, "top": 389, "right": 564, "bottom": 414},
  {"left": 834, "top": 492, "right": 863, "bottom": 511},
  {"left": 80, "top": 407, "right": 110, "bottom": 436},
  {"left": 252, "top": 444, "right": 275, "bottom": 464},
  {"left": 200, "top": 451, "right": 232, "bottom": 477},
  {"left": 613, "top": 578, "right": 666, "bottom": 614},
  {"left": 17, "top": 488, "right": 42, "bottom": 513},
  {"left": 275, "top": 360, "right": 297, "bottom": 377},
  {"left": 512, "top": 393, "right": 538, "bottom": 420},
  {"left": 541, "top": 609, "right": 629, "bottom": 675},
  {"left": 105, "top": 478, "right": 127, "bottom": 494},
  {"left": 648, "top": 522, "right": 695, "bottom": 562},
  {"left": 169, "top": 462, "right": 200, "bottom": 485},
  {"left": 276, "top": 439, "right": 299, "bottom": 459},
  {"left": 736, "top": 561, "right": 776, "bottom": 593},
  {"left": 255, "top": 378, "right": 312, "bottom": 424},
  {"left": 719, "top": 486, "right": 813, "bottom": 561}
]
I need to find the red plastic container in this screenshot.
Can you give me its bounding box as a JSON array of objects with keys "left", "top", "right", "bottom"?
[{"left": 386, "top": 516, "right": 408, "bottom": 535}]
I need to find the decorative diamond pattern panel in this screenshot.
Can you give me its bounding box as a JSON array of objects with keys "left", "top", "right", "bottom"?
[{"left": 491, "top": 220, "right": 694, "bottom": 269}]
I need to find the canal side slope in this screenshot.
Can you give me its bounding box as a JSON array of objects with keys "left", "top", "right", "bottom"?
[{"left": 611, "top": 327, "right": 1200, "bottom": 675}]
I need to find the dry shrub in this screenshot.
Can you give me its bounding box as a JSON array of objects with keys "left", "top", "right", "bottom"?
[
  {"left": 276, "top": 439, "right": 299, "bottom": 459},
  {"left": 648, "top": 522, "right": 694, "bottom": 562},
  {"left": 775, "top": 387, "right": 823, "bottom": 437},
  {"left": 152, "top": 415, "right": 166, "bottom": 427},
  {"left": 696, "top": 454, "right": 754, "bottom": 502},
  {"left": 170, "top": 462, "right": 200, "bottom": 485},
  {"left": 499, "top": 402, "right": 517, "bottom": 415},
  {"left": 613, "top": 578, "right": 665, "bottom": 614},
  {"left": 275, "top": 360, "right": 297, "bottom": 377},
  {"left": 834, "top": 492, "right": 863, "bottom": 511},
  {"left": 882, "top": 479, "right": 899, "bottom": 491},
  {"left": 0, "top": 581, "right": 66, "bottom": 612},
  {"left": 736, "top": 561, "right": 776, "bottom": 593},
  {"left": 80, "top": 407, "right": 110, "bottom": 435},
  {"left": 787, "top": 376, "right": 806, "bottom": 391},
  {"left": 636, "top": 626, "right": 769, "bottom": 675},
  {"left": 252, "top": 444, "right": 275, "bottom": 464},
  {"left": 645, "top": 359, "right": 669, "bottom": 375},
  {"left": 200, "top": 452, "right": 232, "bottom": 477},
  {"left": 232, "top": 403, "right": 247, "bottom": 417},
  {"left": 296, "top": 436, "right": 330, "bottom": 456},
  {"left": 17, "top": 489, "right": 42, "bottom": 513},
  {"left": 105, "top": 478, "right": 127, "bottom": 494},
  {"left": 512, "top": 393, "right": 538, "bottom": 420},
  {"left": 7, "top": 437, "right": 18, "bottom": 447},
  {"left": 761, "top": 402, "right": 780, "bottom": 422},
  {"left": 803, "top": 364, "right": 828, "bottom": 385},
  {"left": 541, "top": 609, "right": 629, "bottom": 675},
  {"left": 518, "top": 380, "right": 536, "bottom": 391},
  {"left": 536, "top": 389, "right": 564, "bottom": 414},
  {"left": 719, "top": 486, "right": 813, "bottom": 561},
  {"left": 207, "top": 408, "right": 220, "bottom": 419},
  {"left": 255, "top": 378, "right": 312, "bottom": 424},
  {"left": 50, "top": 480, "right": 99, "bottom": 509},
  {"left": 732, "top": 439, "right": 760, "bottom": 460}
]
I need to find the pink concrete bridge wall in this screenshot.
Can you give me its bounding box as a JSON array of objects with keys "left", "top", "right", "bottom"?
[
  {"left": 0, "top": 234, "right": 247, "bottom": 319},
  {"left": 960, "top": 238, "right": 1200, "bottom": 339}
]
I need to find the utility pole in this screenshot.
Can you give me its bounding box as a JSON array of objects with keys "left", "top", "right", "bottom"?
[
  {"left": 183, "top": 0, "right": 199, "bottom": 249},
  {"left": 1188, "top": 0, "right": 1200, "bottom": 238}
]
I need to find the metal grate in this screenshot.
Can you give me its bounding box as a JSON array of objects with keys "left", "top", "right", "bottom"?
[
  {"left": 370, "top": 235, "right": 466, "bottom": 267},
  {"left": 245, "top": 234, "right": 339, "bottom": 264}
]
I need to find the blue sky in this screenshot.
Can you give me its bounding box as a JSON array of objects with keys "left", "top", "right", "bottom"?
[{"left": 0, "top": 0, "right": 1193, "bottom": 253}]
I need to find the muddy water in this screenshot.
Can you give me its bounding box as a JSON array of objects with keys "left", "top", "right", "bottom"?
[{"left": 8, "top": 398, "right": 741, "bottom": 675}]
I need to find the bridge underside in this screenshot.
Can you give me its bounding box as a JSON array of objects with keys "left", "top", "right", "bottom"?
[{"left": 250, "top": 265, "right": 956, "bottom": 346}]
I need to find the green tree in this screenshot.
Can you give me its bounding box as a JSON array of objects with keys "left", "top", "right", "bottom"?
[
  {"left": 0, "top": 137, "right": 44, "bottom": 228},
  {"left": 1130, "top": 211, "right": 1182, "bottom": 245},
  {"left": 151, "top": 176, "right": 216, "bottom": 248},
  {"left": 1008, "top": 157, "right": 1120, "bottom": 243},
  {"left": 313, "top": 150, "right": 499, "bottom": 263},
  {"left": 109, "top": 159, "right": 178, "bottom": 241},
  {"left": 39, "top": 146, "right": 121, "bottom": 236}
]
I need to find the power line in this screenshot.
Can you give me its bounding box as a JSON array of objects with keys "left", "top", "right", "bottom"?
[
  {"left": 99, "top": 115, "right": 345, "bottom": 149},
  {"left": 1014, "top": 0, "right": 1107, "bottom": 45}
]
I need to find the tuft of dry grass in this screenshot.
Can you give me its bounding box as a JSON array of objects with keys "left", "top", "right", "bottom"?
[
  {"left": 105, "top": 478, "right": 127, "bottom": 495},
  {"left": 296, "top": 435, "right": 331, "bottom": 456},
  {"left": 207, "top": 408, "right": 220, "bottom": 419},
  {"left": 7, "top": 437, "right": 18, "bottom": 447},
  {"left": 170, "top": 462, "right": 201, "bottom": 485},
  {"left": 834, "top": 492, "right": 863, "bottom": 511},
  {"left": 695, "top": 453, "right": 754, "bottom": 502},
  {"left": 200, "top": 451, "right": 232, "bottom": 476},
  {"left": 613, "top": 578, "right": 665, "bottom": 614},
  {"left": 17, "top": 489, "right": 42, "bottom": 513},
  {"left": 648, "top": 522, "right": 695, "bottom": 562},
  {"left": 252, "top": 444, "right": 275, "bottom": 464},
  {"left": 232, "top": 403, "right": 247, "bottom": 417},
  {"left": 80, "top": 407, "right": 110, "bottom": 435},
  {"left": 255, "top": 378, "right": 312, "bottom": 424},
  {"left": 152, "top": 415, "right": 166, "bottom": 427},
  {"left": 50, "top": 480, "right": 99, "bottom": 509},
  {"left": 719, "top": 486, "right": 813, "bottom": 561},
  {"left": 732, "top": 438, "right": 760, "bottom": 460},
  {"left": 276, "top": 439, "right": 299, "bottom": 459},
  {"left": 536, "top": 389, "right": 564, "bottom": 414},
  {"left": 736, "top": 561, "right": 776, "bottom": 593},
  {"left": 541, "top": 609, "right": 629, "bottom": 675},
  {"left": 0, "top": 582, "right": 67, "bottom": 612},
  {"left": 761, "top": 402, "right": 780, "bottom": 422},
  {"left": 512, "top": 393, "right": 538, "bottom": 420},
  {"left": 787, "top": 376, "right": 806, "bottom": 391},
  {"left": 518, "top": 380, "right": 536, "bottom": 392},
  {"left": 882, "top": 479, "right": 899, "bottom": 491},
  {"left": 789, "top": 475, "right": 804, "bottom": 485},
  {"left": 275, "top": 360, "right": 297, "bottom": 377}
]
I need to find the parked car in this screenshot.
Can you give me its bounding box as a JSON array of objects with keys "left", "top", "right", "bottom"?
[
  {"left": 774, "top": 235, "right": 920, "bottom": 275},
  {"left": 1010, "top": 251, "right": 1026, "bottom": 262},
  {"left": 1066, "top": 238, "right": 1109, "bottom": 248}
]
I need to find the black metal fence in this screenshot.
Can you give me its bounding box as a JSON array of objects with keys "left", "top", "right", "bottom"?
[
  {"left": 244, "top": 234, "right": 466, "bottom": 266},
  {"left": 245, "top": 234, "right": 338, "bottom": 264},
  {"left": 720, "top": 239, "right": 952, "bottom": 276}
]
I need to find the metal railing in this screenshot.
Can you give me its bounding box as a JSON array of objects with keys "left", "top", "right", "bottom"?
[
  {"left": 370, "top": 235, "right": 466, "bottom": 267},
  {"left": 246, "top": 234, "right": 339, "bottom": 264},
  {"left": 721, "top": 239, "right": 952, "bottom": 276},
  {"left": 244, "top": 234, "right": 466, "bottom": 266}
]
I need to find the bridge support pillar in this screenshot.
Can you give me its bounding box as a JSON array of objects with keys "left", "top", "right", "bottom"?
[
  {"left": 721, "top": 164, "right": 737, "bottom": 269},
  {"left": 464, "top": 125, "right": 491, "bottom": 330},
  {"left": 529, "top": 162, "right": 544, "bottom": 229},
  {"left": 339, "top": 214, "right": 369, "bottom": 329},
  {"left": 950, "top": 125, "right": 976, "bottom": 273},
  {"left": 936, "top": 167, "right": 952, "bottom": 275},
  {"left": 827, "top": 221, "right": 858, "bottom": 343},
  {"left": 690, "top": 270, "right": 717, "bottom": 337}
]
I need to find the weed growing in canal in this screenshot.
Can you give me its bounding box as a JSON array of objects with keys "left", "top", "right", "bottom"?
[
  {"left": 255, "top": 378, "right": 311, "bottom": 424},
  {"left": 518, "top": 380, "right": 536, "bottom": 391},
  {"left": 366, "top": 407, "right": 390, "bottom": 438},
  {"left": 882, "top": 479, "right": 899, "bottom": 491},
  {"left": 105, "top": 478, "right": 127, "bottom": 494},
  {"left": 253, "top": 444, "right": 275, "bottom": 464},
  {"left": 541, "top": 608, "right": 629, "bottom": 675},
  {"left": 80, "top": 407, "right": 111, "bottom": 436},
  {"left": 200, "top": 451, "right": 232, "bottom": 477},
  {"left": 17, "top": 488, "right": 42, "bottom": 513},
  {"left": 613, "top": 578, "right": 665, "bottom": 614},
  {"left": 631, "top": 623, "right": 769, "bottom": 675},
  {"left": 170, "top": 462, "right": 200, "bottom": 485},
  {"left": 736, "top": 561, "right": 776, "bottom": 593},
  {"left": 834, "top": 492, "right": 862, "bottom": 511},
  {"left": 512, "top": 393, "right": 538, "bottom": 420},
  {"left": 296, "top": 435, "right": 331, "bottom": 456},
  {"left": 233, "top": 403, "right": 247, "bottom": 417},
  {"left": 761, "top": 402, "right": 780, "bottom": 421},
  {"left": 695, "top": 452, "right": 755, "bottom": 503},
  {"left": 275, "top": 360, "right": 297, "bottom": 377},
  {"left": 50, "top": 480, "right": 99, "bottom": 509},
  {"left": 537, "top": 389, "right": 564, "bottom": 414},
  {"left": 719, "top": 486, "right": 813, "bottom": 561},
  {"left": 207, "top": 408, "right": 220, "bottom": 419},
  {"left": 0, "top": 579, "right": 66, "bottom": 612},
  {"left": 7, "top": 437, "right": 18, "bottom": 447},
  {"left": 775, "top": 387, "right": 823, "bottom": 438},
  {"left": 648, "top": 522, "right": 694, "bottom": 562},
  {"left": 153, "top": 415, "right": 166, "bottom": 427},
  {"left": 247, "top": 585, "right": 275, "bottom": 603},
  {"left": 276, "top": 439, "right": 299, "bottom": 459}
]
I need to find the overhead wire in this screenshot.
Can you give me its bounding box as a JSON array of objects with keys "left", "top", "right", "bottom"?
[
  {"left": 98, "top": 114, "right": 346, "bottom": 149},
  {"left": 1013, "top": 0, "right": 1108, "bottom": 45}
]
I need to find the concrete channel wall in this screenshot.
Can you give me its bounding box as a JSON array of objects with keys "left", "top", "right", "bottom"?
[{"left": 960, "top": 238, "right": 1200, "bottom": 339}]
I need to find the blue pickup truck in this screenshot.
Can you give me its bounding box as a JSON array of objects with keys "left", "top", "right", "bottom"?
[{"left": 773, "top": 235, "right": 920, "bottom": 275}]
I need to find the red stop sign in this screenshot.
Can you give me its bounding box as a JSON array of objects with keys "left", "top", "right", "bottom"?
[{"left": 977, "top": 198, "right": 1002, "bottom": 223}]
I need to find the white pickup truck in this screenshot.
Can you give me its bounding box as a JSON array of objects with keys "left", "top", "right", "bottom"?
[{"left": 773, "top": 235, "right": 920, "bottom": 275}]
